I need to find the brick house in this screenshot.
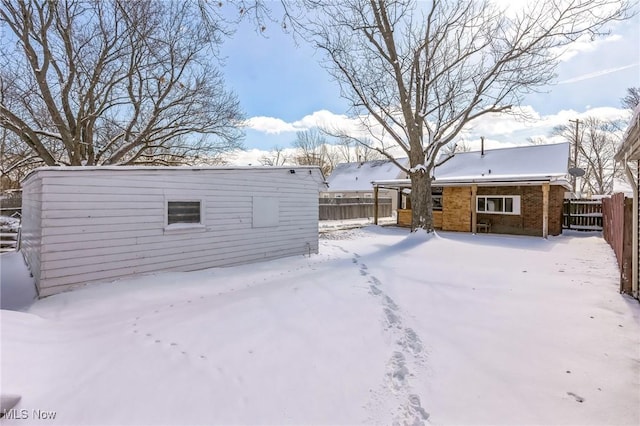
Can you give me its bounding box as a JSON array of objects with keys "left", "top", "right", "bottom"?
[{"left": 373, "top": 143, "right": 571, "bottom": 237}]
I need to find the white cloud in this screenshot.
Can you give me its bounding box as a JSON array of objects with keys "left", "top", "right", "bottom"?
[
  {"left": 553, "top": 34, "right": 622, "bottom": 62},
  {"left": 226, "top": 148, "right": 271, "bottom": 166},
  {"left": 461, "top": 105, "right": 631, "bottom": 139},
  {"left": 245, "top": 110, "right": 375, "bottom": 140},
  {"left": 226, "top": 147, "right": 301, "bottom": 166},
  {"left": 245, "top": 110, "right": 368, "bottom": 136},
  {"left": 244, "top": 117, "right": 301, "bottom": 134},
  {"left": 238, "top": 105, "right": 633, "bottom": 165}
]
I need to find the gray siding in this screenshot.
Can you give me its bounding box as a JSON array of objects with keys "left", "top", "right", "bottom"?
[{"left": 21, "top": 167, "right": 322, "bottom": 296}]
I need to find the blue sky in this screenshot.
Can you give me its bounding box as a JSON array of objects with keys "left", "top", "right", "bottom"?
[{"left": 218, "top": 3, "right": 640, "bottom": 161}]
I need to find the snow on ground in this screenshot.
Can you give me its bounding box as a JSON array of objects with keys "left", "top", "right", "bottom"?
[
  {"left": 0, "top": 217, "right": 20, "bottom": 233},
  {"left": 1, "top": 227, "right": 639, "bottom": 425},
  {"left": 0, "top": 252, "right": 36, "bottom": 311},
  {"left": 319, "top": 217, "right": 396, "bottom": 232}
]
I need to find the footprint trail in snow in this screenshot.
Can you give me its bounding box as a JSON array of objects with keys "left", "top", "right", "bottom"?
[{"left": 351, "top": 251, "right": 430, "bottom": 425}]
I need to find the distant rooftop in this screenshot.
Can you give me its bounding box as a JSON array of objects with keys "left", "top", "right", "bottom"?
[{"left": 326, "top": 158, "right": 407, "bottom": 191}]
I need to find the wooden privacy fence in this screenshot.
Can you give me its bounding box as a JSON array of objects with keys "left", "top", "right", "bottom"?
[
  {"left": 563, "top": 199, "right": 603, "bottom": 231},
  {"left": 602, "top": 194, "right": 633, "bottom": 295},
  {"left": 320, "top": 197, "right": 392, "bottom": 220},
  {"left": 0, "top": 230, "right": 19, "bottom": 253},
  {"left": 0, "top": 192, "right": 21, "bottom": 217}
]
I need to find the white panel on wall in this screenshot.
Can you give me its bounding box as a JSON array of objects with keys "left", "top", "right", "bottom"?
[{"left": 252, "top": 197, "right": 279, "bottom": 228}]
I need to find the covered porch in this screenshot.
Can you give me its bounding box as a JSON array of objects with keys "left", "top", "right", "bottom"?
[{"left": 372, "top": 178, "right": 565, "bottom": 238}]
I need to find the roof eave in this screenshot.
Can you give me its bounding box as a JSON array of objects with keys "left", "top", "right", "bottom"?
[{"left": 373, "top": 176, "right": 570, "bottom": 189}]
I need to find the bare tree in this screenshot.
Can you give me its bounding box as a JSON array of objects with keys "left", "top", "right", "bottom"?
[
  {"left": 355, "top": 140, "right": 387, "bottom": 162},
  {"left": 291, "top": 129, "right": 335, "bottom": 175},
  {"left": 0, "top": 126, "right": 38, "bottom": 190},
  {"left": 0, "top": 0, "right": 243, "bottom": 172},
  {"left": 334, "top": 135, "right": 387, "bottom": 163},
  {"left": 621, "top": 87, "right": 640, "bottom": 110},
  {"left": 259, "top": 145, "right": 290, "bottom": 166},
  {"left": 553, "top": 117, "right": 624, "bottom": 195},
  {"left": 295, "top": 0, "right": 633, "bottom": 231},
  {"left": 335, "top": 136, "right": 357, "bottom": 163},
  {"left": 442, "top": 139, "right": 472, "bottom": 156},
  {"left": 527, "top": 136, "right": 550, "bottom": 146}
]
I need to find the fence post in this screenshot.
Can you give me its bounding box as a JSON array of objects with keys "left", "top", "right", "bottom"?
[
  {"left": 622, "top": 198, "right": 633, "bottom": 295},
  {"left": 542, "top": 183, "right": 549, "bottom": 238},
  {"left": 374, "top": 186, "right": 379, "bottom": 225}
]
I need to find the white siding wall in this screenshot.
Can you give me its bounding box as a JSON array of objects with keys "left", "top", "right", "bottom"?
[
  {"left": 20, "top": 174, "right": 43, "bottom": 293},
  {"left": 22, "top": 167, "right": 322, "bottom": 296}
]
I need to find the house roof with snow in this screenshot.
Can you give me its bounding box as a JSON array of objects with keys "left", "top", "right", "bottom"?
[
  {"left": 326, "top": 158, "right": 408, "bottom": 191},
  {"left": 433, "top": 142, "right": 570, "bottom": 184},
  {"left": 374, "top": 143, "right": 571, "bottom": 188},
  {"left": 615, "top": 103, "right": 640, "bottom": 161}
]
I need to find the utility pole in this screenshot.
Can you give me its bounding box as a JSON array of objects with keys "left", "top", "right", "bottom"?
[{"left": 569, "top": 118, "right": 581, "bottom": 194}]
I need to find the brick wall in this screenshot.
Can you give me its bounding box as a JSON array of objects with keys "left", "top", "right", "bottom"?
[
  {"left": 442, "top": 187, "right": 471, "bottom": 232},
  {"left": 433, "top": 210, "right": 443, "bottom": 229},
  {"left": 476, "top": 185, "right": 565, "bottom": 236},
  {"left": 548, "top": 185, "right": 565, "bottom": 235},
  {"left": 397, "top": 210, "right": 443, "bottom": 228},
  {"left": 400, "top": 184, "right": 565, "bottom": 236}
]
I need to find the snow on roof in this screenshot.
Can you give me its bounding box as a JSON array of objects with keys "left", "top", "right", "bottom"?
[
  {"left": 22, "top": 165, "right": 328, "bottom": 189},
  {"left": 616, "top": 103, "right": 640, "bottom": 160},
  {"left": 326, "top": 159, "right": 407, "bottom": 191},
  {"left": 623, "top": 103, "right": 640, "bottom": 139},
  {"left": 330, "top": 143, "right": 570, "bottom": 191},
  {"left": 434, "top": 143, "right": 570, "bottom": 182},
  {"left": 26, "top": 165, "right": 323, "bottom": 173}
]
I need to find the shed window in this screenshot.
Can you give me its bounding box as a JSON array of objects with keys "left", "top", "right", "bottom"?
[
  {"left": 168, "top": 201, "right": 201, "bottom": 224},
  {"left": 476, "top": 195, "right": 521, "bottom": 215}
]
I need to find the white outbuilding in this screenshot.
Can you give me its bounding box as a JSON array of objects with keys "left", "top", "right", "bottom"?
[{"left": 20, "top": 166, "right": 326, "bottom": 297}]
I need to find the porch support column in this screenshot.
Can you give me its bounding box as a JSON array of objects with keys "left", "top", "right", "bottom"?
[
  {"left": 542, "top": 183, "right": 550, "bottom": 239},
  {"left": 374, "top": 185, "right": 379, "bottom": 225},
  {"left": 471, "top": 184, "right": 478, "bottom": 233}
]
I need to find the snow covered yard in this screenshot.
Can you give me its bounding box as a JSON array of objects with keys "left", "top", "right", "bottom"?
[{"left": 1, "top": 227, "right": 639, "bottom": 425}]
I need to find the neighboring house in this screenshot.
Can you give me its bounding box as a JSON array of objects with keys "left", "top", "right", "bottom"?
[
  {"left": 614, "top": 104, "right": 640, "bottom": 299},
  {"left": 373, "top": 143, "right": 571, "bottom": 237},
  {"left": 323, "top": 158, "right": 408, "bottom": 211},
  {"left": 21, "top": 166, "right": 326, "bottom": 297}
]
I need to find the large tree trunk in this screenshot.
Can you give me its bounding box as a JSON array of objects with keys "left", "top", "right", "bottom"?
[{"left": 410, "top": 170, "right": 435, "bottom": 233}]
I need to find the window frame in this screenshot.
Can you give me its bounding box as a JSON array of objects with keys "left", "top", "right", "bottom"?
[
  {"left": 164, "top": 199, "right": 206, "bottom": 233},
  {"left": 432, "top": 186, "right": 443, "bottom": 211},
  {"left": 432, "top": 194, "right": 443, "bottom": 211},
  {"left": 476, "top": 195, "right": 521, "bottom": 215}
]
